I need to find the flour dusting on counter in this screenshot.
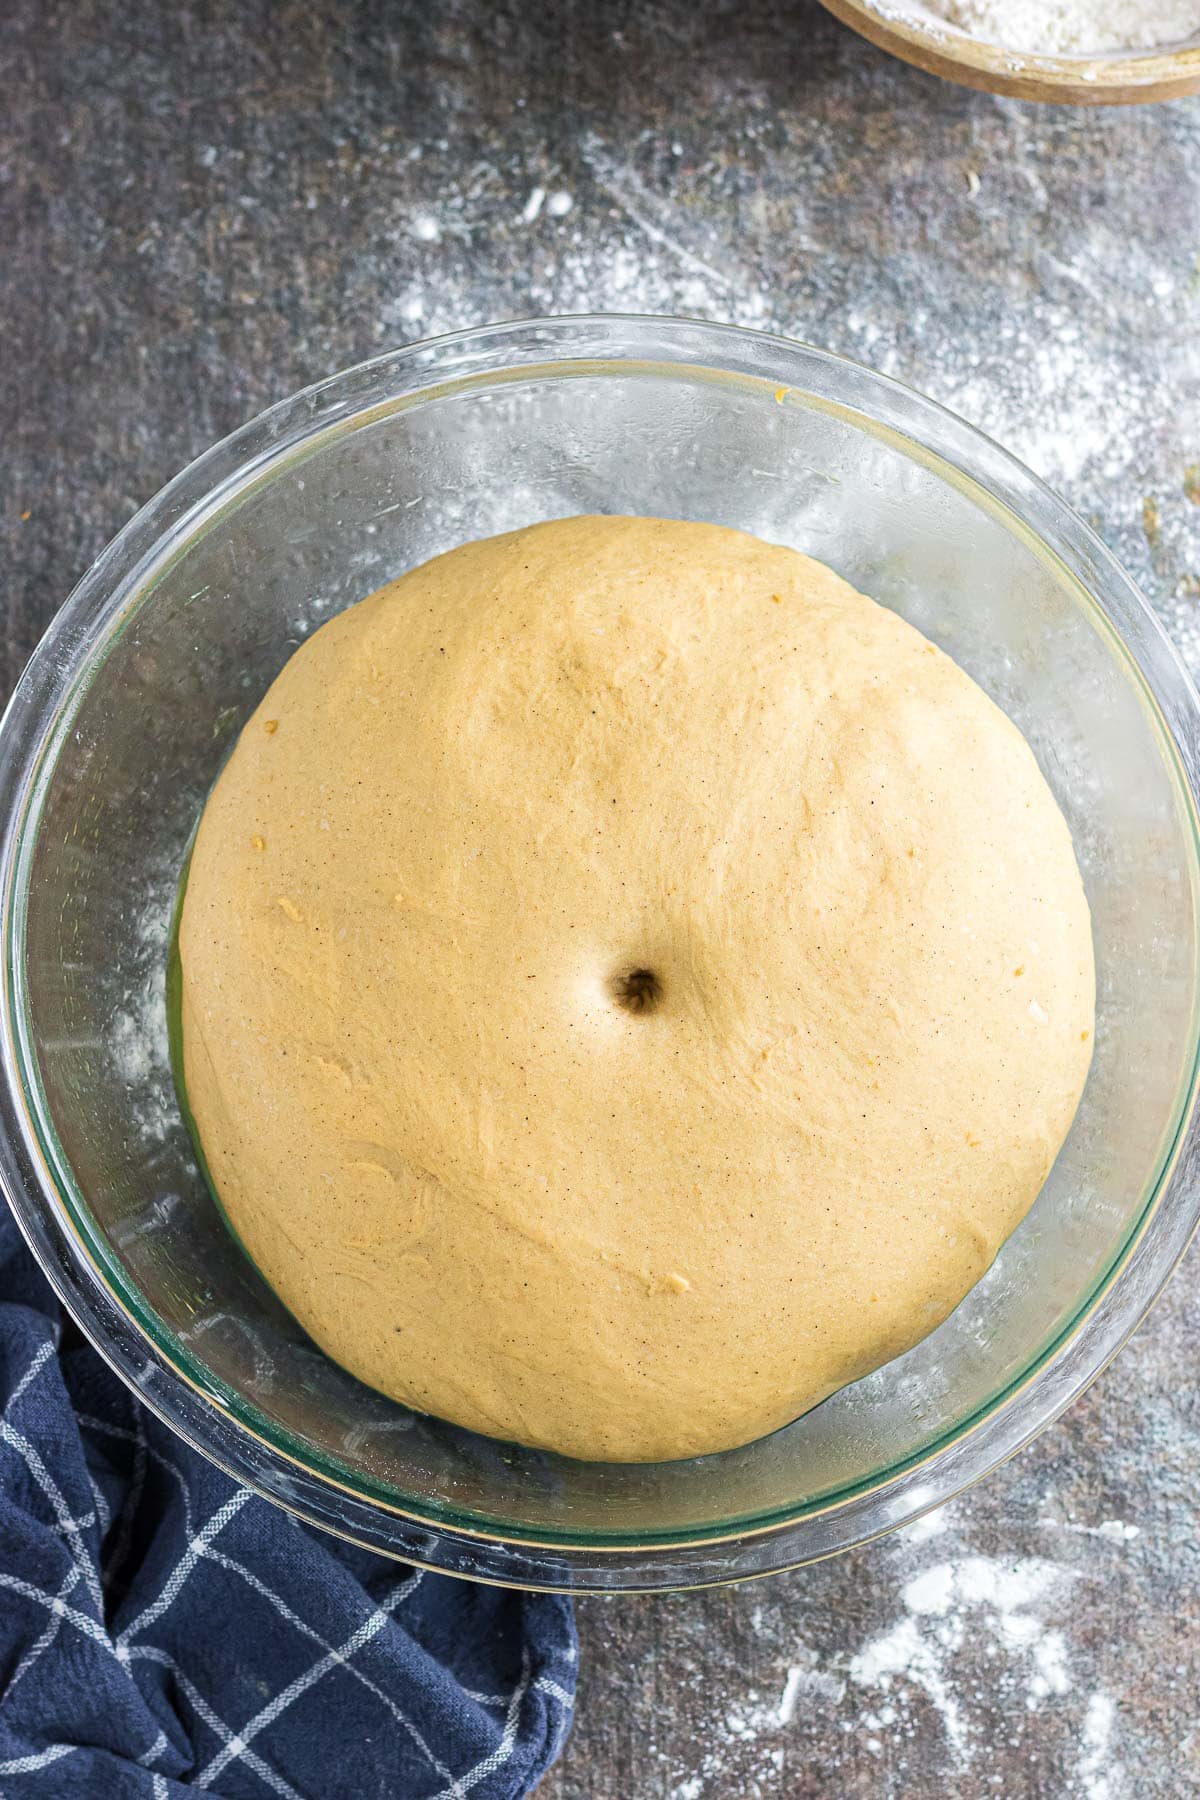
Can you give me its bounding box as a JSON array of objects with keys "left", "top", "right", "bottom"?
[
  {"left": 647, "top": 1497, "right": 1135, "bottom": 1796},
  {"left": 849, "top": 1555, "right": 1074, "bottom": 1762},
  {"left": 1078, "top": 1693, "right": 1121, "bottom": 1800}
]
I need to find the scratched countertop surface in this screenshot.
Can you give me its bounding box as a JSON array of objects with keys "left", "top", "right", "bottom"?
[{"left": 5, "top": 3, "right": 1200, "bottom": 1795}]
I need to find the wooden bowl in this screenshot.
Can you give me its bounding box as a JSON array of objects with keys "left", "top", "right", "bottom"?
[{"left": 819, "top": 0, "right": 1200, "bottom": 103}]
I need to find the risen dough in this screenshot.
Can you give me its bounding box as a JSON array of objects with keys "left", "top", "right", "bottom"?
[{"left": 180, "top": 516, "right": 1094, "bottom": 1462}]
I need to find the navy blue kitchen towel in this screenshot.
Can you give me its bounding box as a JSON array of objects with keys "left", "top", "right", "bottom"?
[{"left": 0, "top": 1207, "right": 577, "bottom": 1798}]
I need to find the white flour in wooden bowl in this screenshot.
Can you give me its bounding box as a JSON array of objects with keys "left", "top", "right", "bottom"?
[{"left": 919, "top": 0, "right": 1199, "bottom": 53}]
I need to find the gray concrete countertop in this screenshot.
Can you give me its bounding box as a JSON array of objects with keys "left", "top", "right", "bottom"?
[{"left": 4, "top": 3, "right": 1199, "bottom": 1795}]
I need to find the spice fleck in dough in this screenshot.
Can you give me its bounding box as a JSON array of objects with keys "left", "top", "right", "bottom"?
[{"left": 180, "top": 516, "right": 1095, "bottom": 1462}]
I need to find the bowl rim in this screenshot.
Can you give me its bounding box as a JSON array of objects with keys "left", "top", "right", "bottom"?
[
  {"left": 818, "top": 0, "right": 1200, "bottom": 103},
  {"left": 3, "top": 310, "right": 1200, "bottom": 1589}
]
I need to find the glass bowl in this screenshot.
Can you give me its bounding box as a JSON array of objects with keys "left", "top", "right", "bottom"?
[
  {"left": 818, "top": 0, "right": 1200, "bottom": 104},
  {"left": 2, "top": 314, "right": 1199, "bottom": 1594}
]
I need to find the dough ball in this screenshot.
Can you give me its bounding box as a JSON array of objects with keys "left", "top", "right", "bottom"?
[{"left": 180, "top": 516, "right": 1094, "bottom": 1461}]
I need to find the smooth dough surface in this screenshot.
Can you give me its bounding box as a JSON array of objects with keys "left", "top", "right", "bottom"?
[{"left": 180, "top": 515, "right": 1094, "bottom": 1462}]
